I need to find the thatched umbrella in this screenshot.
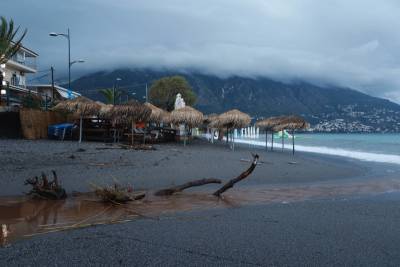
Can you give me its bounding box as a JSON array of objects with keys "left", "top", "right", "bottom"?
[
  {"left": 110, "top": 100, "right": 151, "bottom": 145},
  {"left": 170, "top": 106, "right": 204, "bottom": 146},
  {"left": 209, "top": 109, "right": 251, "bottom": 150},
  {"left": 256, "top": 116, "right": 285, "bottom": 151},
  {"left": 53, "top": 96, "right": 101, "bottom": 143},
  {"left": 144, "top": 102, "right": 164, "bottom": 124},
  {"left": 275, "top": 115, "right": 309, "bottom": 155},
  {"left": 96, "top": 101, "right": 113, "bottom": 119}
]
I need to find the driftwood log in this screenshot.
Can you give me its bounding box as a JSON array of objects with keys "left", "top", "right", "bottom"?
[
  {"left": 25, "top": 170, "right": 67, "bottom": 200},
  {"left": 154, "top": 178, "right": 222, "bottom": 196},
  {"left": 213, "top": 154, "right": 259, "bottom": 197}
]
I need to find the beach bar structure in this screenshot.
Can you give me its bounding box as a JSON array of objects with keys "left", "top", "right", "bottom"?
[
  {"left": 53, "top": 96, "right": 101, "bottom": 143},
  {"left": 209, "top": 109, "right": 251, "bottom": 151},
  {"left": 109, "top": 100, "right": 151, "bottom": 145}
]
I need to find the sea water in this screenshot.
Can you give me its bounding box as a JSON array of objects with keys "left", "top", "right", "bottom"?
[{"left": 230, "top": 133, "right": 400, "bottom": 165}]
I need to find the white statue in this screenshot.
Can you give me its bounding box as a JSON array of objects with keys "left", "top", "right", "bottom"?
[{"left": 174, "top": 93, "right": 186, "bottom": 110}]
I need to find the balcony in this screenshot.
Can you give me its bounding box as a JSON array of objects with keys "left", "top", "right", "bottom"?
[{"left": 9, "top": 53, "right": 37, "bottom": 72}]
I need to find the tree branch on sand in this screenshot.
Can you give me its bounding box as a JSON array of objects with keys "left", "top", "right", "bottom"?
[
  {"left": 154, "top": 178, "right": 222, "bottom": 196},
  {"left": 213, "top": 154, "right": 259, "bottom": 197},
  {"left": 24, "top": 171, "right": 67, "bottom": 200}
]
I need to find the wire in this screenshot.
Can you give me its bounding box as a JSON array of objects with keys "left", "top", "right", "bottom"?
[{"left": 27, "top": 73, "right": 49, "bottom": 82}]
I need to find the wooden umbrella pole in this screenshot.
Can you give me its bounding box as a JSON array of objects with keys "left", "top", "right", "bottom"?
[
  {"left": 271, "top": 131, "right": 274, "bottom": 151},
  {"left": 79, "top": 114, "right": 83, "bottom": 143},
  {"left": 265, "top": 130, "right": 268, "bottom": 151},
  {"left": 184, "top": 125, "right": 187, "bottom": 147},
  {"left": 143, "top": 124, "right": 146, "bottom": 144},
  {"left": 131, "top": 121, "right": 134, "bottom": 146},
  {"left": 232, "top": 129, "right": 235, "bottom": 151},
  {"left": 292, "top": 129, "right": 295, "bottom": 155}
]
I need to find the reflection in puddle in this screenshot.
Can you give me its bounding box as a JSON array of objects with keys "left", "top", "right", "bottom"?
[{"left": 1, "top": 178, "right": 400, "bottom": 246}]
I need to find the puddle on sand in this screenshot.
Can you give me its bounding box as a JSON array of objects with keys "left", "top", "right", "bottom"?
[{"left": 1, "top": 178, "right": 400, "bottom": 246}]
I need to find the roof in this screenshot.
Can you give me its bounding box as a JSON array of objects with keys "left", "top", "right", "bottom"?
[
  {"left": 30, "top": 84, "right": 81, "bottom": 98},
  {"left": 10, "top": 41, "right": 39, "bottom": 57}
]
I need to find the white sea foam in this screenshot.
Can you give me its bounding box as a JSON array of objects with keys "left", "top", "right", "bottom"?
[{"left": 232, "top": 138, "right": 400, "bottom": 165}]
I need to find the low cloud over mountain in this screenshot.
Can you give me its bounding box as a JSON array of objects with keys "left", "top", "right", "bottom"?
[{"left": 5, "top": 0, "right": 400, "bottom": 102}]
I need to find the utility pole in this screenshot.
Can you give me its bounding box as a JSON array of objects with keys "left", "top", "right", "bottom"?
[
  {"left": 145, "top": 83, "right": 148, "bottom": 102},
  {"left": 112, "top": 84, "right": 116, "bottom": 105},
  {"left": 6, "top": 82, "right": 10, "bottom": 106},
  {"left": 51, "top": 66, "right": 55, "bottom": 101}
]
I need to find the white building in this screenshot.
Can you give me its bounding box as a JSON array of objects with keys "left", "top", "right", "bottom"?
[
  {"left": 3, "top": 46, "right": 38, "bottom": 91},
  {"left": 1, "top": 45, "right": 81, "bottom": 106},
  {"left": 1, "top": 45, "right": 38, "bottom": 105}
]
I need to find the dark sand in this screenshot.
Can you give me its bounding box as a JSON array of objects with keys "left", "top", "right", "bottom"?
[
  {"left": 1, "top": 139, "right": 400, "bottom": 266},
  {"left": 0, "top": 139, "right": 369, "bottom": 196}
]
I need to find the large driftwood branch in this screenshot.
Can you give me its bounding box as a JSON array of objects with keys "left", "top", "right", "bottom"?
[
  {"left": 213, "top": 154, "right": 259, "bottom": 197},
  {"left": 154, "top": 178, "right": 222, "bottom": 196},
  {"left": 25, "top": 170, "right": 67, "bottom": 200}
]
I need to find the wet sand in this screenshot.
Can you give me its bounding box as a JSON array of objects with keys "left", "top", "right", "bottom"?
[
  {"left": 1, "top": 138, "right": 400, "bottom": 266},
  {"left": 0, "top": 138, "right": 372, "bottom": 196}
]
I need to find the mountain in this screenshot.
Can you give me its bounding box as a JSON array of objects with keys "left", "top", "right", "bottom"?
[{"left": 70, "top": 68, "right": 400, "bottom": 132}]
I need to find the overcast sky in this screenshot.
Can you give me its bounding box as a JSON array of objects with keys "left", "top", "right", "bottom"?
[{"left": 5, "top": 0, "right": 400, "bottom": 102}]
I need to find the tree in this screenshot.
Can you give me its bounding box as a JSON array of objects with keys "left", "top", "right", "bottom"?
[
  {"left": 99, "top": 88, "right": 122, "bottom": 104},
  {"left": 0, "top": 16, "right": 27, "bottom": 65},
  {"left": 149, "top": 76, "right": 196, "bottom": 111}
]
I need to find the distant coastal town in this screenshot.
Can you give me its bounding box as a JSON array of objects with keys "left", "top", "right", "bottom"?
[{"left": 305, "top": 104, "right": 400, "bottom": 133}]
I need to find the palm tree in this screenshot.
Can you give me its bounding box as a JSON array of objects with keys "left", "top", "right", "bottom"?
[
  {"left": 0, "top": 17, "right": 27, "bottom": 92},
  {"left": 0, "top": 16, "right": 27, "bottom": 64},
  {"left": 99, "top": 88, "right": 121, "bottom": 104}
]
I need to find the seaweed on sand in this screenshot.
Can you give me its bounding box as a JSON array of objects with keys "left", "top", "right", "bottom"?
[{"left": 91, "top": 182, "right": 145, "bottom": 204}]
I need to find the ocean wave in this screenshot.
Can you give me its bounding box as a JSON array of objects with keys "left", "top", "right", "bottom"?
[{"left": 232, "top": 138, "right": 400, "bottom": 165}]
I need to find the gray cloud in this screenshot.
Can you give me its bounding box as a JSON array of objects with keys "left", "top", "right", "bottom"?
[{"left": 5, "top": 0, "right": 400, "bottom": 102}]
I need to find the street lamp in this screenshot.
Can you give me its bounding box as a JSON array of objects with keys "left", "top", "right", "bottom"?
[
  {"left": 70, "top": 59, "right": 85, "bottom": 67},
  {"left": 49, "top": 28, "right": 73, "bottom": 94},
  {"left": 113, "top": 78, "right": 122, "bottom": 105}
]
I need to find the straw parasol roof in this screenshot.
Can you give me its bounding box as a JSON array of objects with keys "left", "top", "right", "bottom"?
[
  {"left": 170, "top": 106, "right": 204, "bottom": 128},
  {"left": 209, "top": 109, "right": 251, "bottom": 129},
  {"left": 276, "top": 115, "right": 309, "bottom": 131},
  {"left": 256, "top": 115, "right": 309, "bottom": 131},
  {"left": 110, "top": 100, "right": 151, "bottom": 123},
  {"left": 203, "top": 113, "right": 219, "bottom": 125},
  {"left": 255, "top": 116, "right": 285, "bottom": 130},
  {"left": 95, "top": 101, "right": 113, "bottom": 118},
  {"left": 144, "top": 102, "right": 165, "bottom": 123},
  {"left": 53, "top": 96, "right": 101, "bottom": 116}
]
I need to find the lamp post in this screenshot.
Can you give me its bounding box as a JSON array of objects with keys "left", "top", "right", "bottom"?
[
  {"left": 49, "top": 29, "right": 84, "bottom": 97},
  {"left": 113, "top": 78, "right": 122, "bottom": 105}
]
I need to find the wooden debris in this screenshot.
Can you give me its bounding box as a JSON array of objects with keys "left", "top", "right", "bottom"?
[
  {"left": 154, "top": 178, "right": 222, "bottom": 196},
  {"left": 92, "top": 183, "right": 145, "bottom": 204},
  {"left": 25, "top": 170, "right": 67, "bottom": 200},
  {"left": 213, "top": 154, "right": 259, "bottom": 197},
  {"left": 118, "top": 144, "right": 155, "bottom": 150}
]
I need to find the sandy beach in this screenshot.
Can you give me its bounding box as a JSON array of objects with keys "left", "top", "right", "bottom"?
[
  {"left": 0, "top": 138, "right": 371, "bottom": 196},
  {"left": 1, "top": 138, "right": 400, "bottom": 266}
]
